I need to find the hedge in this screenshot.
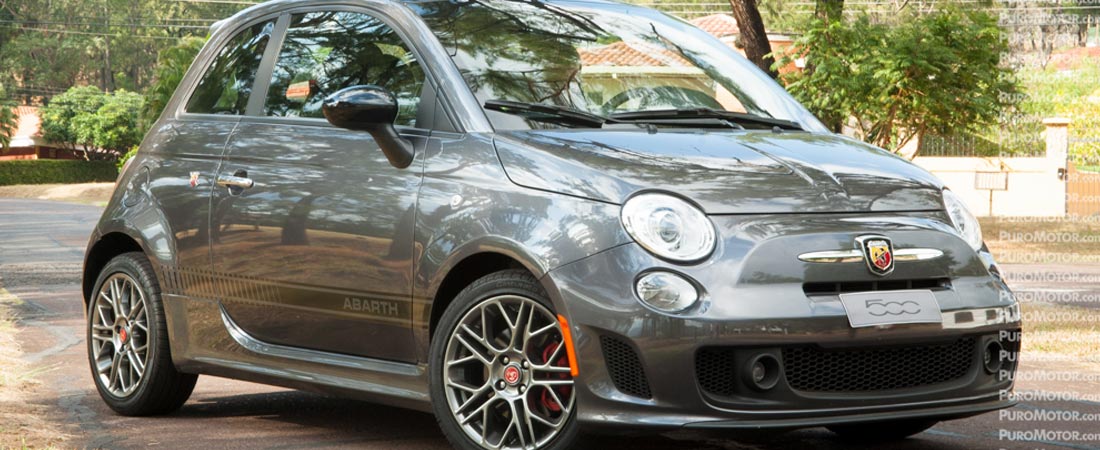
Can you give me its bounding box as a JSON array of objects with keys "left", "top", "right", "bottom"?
[{"left": 0, "top": 159, "right": 119, "bottom": 186}]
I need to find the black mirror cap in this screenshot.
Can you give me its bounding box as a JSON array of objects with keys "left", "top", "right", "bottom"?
[
  {"left": 322, "top": 85, "right": 399, "bottom": 131},
  {"left": 322, "top": 85, "right": 414, "bottom": 169}
]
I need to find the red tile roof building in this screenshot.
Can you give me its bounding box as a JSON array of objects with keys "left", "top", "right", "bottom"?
[
  {"left": 577, "top": 14, "right": 799, "bottom": 73},
  {"left": 1, "top": 106, "right": 77, "bottom": 160}
]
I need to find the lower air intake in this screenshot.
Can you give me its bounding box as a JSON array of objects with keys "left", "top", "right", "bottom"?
[
  {"left": 600, "top": 336, "right": 652, "bottom": 399},
  {"left": 782, "top": 337, "right": 976, "bottom": 392}
]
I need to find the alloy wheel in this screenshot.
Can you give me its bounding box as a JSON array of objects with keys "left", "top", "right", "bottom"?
[
  {"left": 90, "top": 273, "right": 151, "bottom": 398},
  {"left": 443, "top": 294, "right": 575, "bottom": 450}
]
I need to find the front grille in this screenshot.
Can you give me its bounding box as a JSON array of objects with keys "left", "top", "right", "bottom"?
[
  {"left": 783, "top": 337, "right": 975, "bottom": 392},
  {"left": 600, "top": 336, "right": 652, "bottom": 399},
  {"left": 803, "top": 278, "right": 951, "bottom": 295},
  {"left": 695, "top": 337, "right": 978, "bottom": 397}
]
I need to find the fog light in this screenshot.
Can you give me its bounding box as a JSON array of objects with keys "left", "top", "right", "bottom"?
[
  {"left": 744, "top": 354, "right": 780, "bottom": 391},
  {"left": 983, "top": 340, "right": 1004, "bottom": 374},
  {"left": 751, "top": 362, "right": 766, "bottom": 383},
  {"left": 635, "top": 272, "right": 699, "bottom": 313}
]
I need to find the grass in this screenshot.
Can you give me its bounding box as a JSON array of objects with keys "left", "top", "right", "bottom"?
[
  {"left": 980, "top": 216, "right": 1100, "bottom": 264},
  {"left": 1020, "top": 302, "right": 1100, "bottom": 362},
  {"left": 0, "top": 288, "right": 66, "bottom": 449},
  {"left": 981, "top": 216, "right": 1100, "bottom": 362}
]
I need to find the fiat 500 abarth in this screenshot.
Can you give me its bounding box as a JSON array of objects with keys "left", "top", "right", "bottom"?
[{"left": 83, "top": 0, "right": 1022, "bottom": 448}]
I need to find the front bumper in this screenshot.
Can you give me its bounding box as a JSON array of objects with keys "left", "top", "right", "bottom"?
[{"left": 542, "top": 211, "right": 1021, "bottom": 430}]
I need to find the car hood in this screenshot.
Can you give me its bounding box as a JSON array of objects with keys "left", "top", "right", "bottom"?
[{"left": 493, "top": 129, "right": 945, "bottom": 214}]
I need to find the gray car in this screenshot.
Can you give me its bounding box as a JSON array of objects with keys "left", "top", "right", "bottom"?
[{"left": 82, "top": 0, "right": 1022, "bottom": 448}]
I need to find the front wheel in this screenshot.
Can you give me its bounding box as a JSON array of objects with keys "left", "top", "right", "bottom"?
[
  {"left": 429, "top": 270, "right": 579, "bottom": 450},
  {"left": 87, "top": 252, "right": 197, "bottom": 416},
  {"left": 827, "top": 419, "right": 938, "bottom": 442}
]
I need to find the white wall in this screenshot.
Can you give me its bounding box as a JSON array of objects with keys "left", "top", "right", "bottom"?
[
  {"left": 910, "top": 119, "right": 1070, "bottom": 218},
  {"left": 912, "top": 156, "right": 1065, "bottom": 217}
]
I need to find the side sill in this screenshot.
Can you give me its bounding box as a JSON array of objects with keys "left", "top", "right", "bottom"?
[{"left": 220, "top": 305, "right": 422, "bottom": 377}]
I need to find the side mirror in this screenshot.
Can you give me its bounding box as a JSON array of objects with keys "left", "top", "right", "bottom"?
[{"left": 322, "top": 85, "right": 414, "bottom": 169}]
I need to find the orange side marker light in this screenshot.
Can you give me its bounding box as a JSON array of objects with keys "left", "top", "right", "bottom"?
[{"left": 557, "top": 314, "right": 580, "bottom": 377}]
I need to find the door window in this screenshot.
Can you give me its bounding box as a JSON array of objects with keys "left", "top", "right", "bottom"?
[
  {"left": 186, "top": 20, "right": 275, "bottom": 115},
  {"left": 263, "top": 11, "right": 426, "bottom": 126}
]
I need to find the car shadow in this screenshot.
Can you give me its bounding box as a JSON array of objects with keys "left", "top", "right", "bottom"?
[{"left": 158, "top": 390, "right": 979, "bottom": 450}]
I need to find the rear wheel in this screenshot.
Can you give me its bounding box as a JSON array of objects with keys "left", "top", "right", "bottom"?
[
  {"left": 827, "top": 419, "right": 938, "bottom": 442},
  {"left": 430, "top": 270, "right": 579, "bottom": 450},
  {"left": 87, "top": 252, "right": 197, "bottom": 416}
]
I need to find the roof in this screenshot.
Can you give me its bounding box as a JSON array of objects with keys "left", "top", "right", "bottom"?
[
  {"left": 579, "top": 14, "right": 743, "bottom": 67},
  {"left": 577, "top": 14, "right": 796, "bottom": 69},
  {"left": 690, "top": 14, "right": 740, "bottom": 38},
  {"left": 579, "top": 41, "right": 690, "bottom": 67},
  {"left": 1049, "top": 46, "right": 1100, "bottom": 71}
]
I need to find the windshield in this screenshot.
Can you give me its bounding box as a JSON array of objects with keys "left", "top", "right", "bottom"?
[{"left": 413, "top": 0, "right": 826, "bottom": 131}]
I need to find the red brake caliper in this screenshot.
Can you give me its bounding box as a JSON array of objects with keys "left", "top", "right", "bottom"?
[{"left": 540, "top": 342, "right": 572, "bottom": 413}]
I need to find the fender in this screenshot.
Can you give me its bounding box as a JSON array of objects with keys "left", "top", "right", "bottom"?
[{"left": 410, "top": 132, "right": 632, "bottom": 360}]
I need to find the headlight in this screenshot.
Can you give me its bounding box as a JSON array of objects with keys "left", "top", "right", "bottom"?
[
  {"left": 635, "top": 271, "right": 700, "bottom": 312},
  {"left": 942, "top": 189, "right": 983, "bottom": 251},
  {"left": 621, "top": 193, "right": 716, "bottom": 262}
]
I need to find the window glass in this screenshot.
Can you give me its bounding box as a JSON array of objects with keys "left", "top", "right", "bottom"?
[
  {"left": 264, "top": 11, "right": 426, "bottom": 126},
  {"left": 186, "top": 20, "right": 275, "bottom": 115},
  {"left": 416, "top": 0, "right": 825, "bottom": 131}
]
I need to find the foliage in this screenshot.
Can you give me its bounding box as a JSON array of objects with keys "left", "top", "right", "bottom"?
[
  {"left": 0, "top": 159, "right": 117, "bottom": 185},
  {"left": 40, "top": 86, "right": 105, "bottom": 151},
  {"left": 1016, "top": 62, "right": 1100, "bottom": 164},
  {"left": 0, "top": 0, "right": 248, "bottom": 102},
  {"left": 40, "top": 86, "right": 144, "bottom": 160},
  {"left": 140, "top": 36, "right": 206, "bottom": 131},
  {"left": 0, "top": 84, "right": 16, "bottom": 151},
  {"left": 81, "top": 90, "right": 145, "bottom": 153},
  {"left": 778, "top": 8, "right": 1018, "bottom": 153},
  {"left": 117, "top": 146, "right": 138, "bottom": 171},
  {"left": 919, "top": 57, "right": 1100, "bottom": 159}
]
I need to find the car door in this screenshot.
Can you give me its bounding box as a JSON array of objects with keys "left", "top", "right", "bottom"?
[
  {"left": 209, "top": 9, "right": 434, "bottom": 362},
  {"left": 148, "top": 17, "right": 276, "bottom": 300}
]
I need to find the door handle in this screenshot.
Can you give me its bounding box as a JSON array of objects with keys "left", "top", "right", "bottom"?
[
  {"left": 217, "top": 175, "right": 254, "bottom": 189},
  {"left": 217, "top": 171, "right": 253, "bottom": 196}
]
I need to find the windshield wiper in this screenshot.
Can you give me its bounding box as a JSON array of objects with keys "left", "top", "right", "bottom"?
[
  {"left": 609, "top": 108, "right": 803, "bottom": 131},
  {"left": 484, "top": 100, "right": 608, "bottom": 128}
]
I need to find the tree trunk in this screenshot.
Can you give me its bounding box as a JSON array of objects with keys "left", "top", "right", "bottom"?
[
  {"left": 102, "top": 6, "right": 115, "bottom": 92},
  {"left": 728, "top": 0, "right": 777, "bottom": 78},
  {"left": 814, "top": 0, "right": 844, "bottom": 24}
]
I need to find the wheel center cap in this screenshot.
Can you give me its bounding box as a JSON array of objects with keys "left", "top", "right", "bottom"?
[
  {"left": 119, "top": 327, "right": 128, "bottom": 345},
  {"left": 502, "top": 364, "right": 522, "bottom": 386}
]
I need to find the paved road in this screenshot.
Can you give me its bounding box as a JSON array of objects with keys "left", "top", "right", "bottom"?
[{"left": 2, "top": 198, "right": 1099, "bottom": 449}]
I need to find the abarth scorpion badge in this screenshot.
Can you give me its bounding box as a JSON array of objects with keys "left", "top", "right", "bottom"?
[{"left": 856, "top": 235, "right": 894, "bottom": 276}]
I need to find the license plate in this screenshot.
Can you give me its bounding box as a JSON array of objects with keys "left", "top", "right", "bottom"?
[{"left": 838, "top": 290, "right": 942, "bottom": 328}]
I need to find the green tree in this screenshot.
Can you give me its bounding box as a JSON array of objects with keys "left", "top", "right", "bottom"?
[
  {"left": 0, "top": 84, "right": 17, "bottom": 151},
  {"left": 79, "top": 90, "right": 144, "bottom": 155},
  {"left": 779, "top": 7, "right": 1018, "bottom": 155},
  {"left": 40, "top": 85, "right": 106, "bottom": 154},
  {"left": 140, "top": 36, "right": 206, "bottom": 131},
  {"left": 41, "top": 85, "right": 143, "bottom": 160},
  {"left": 0, "top": 0, "right": 247, "bottom": 102}
]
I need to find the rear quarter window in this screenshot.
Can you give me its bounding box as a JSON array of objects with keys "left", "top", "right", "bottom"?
[{"left": 185, "top": 20, "right": 275, "bottom": 115}]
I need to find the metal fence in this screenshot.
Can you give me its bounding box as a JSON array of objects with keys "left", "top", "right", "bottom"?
[{"left": 918, "top": 132, "right": 1046, "bottom": 158}]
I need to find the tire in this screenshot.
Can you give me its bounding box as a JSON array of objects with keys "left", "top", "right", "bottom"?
[
  {"left": 429, "top": 269, "right": 580, "bottom": 450},
  {"left": 86, "top": 251, "right": 197, "bottom": 416},
  {"left": 827, "top": 419, "right": 938, "bottom": 442}
]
